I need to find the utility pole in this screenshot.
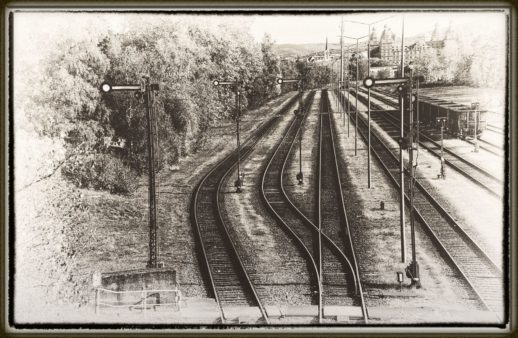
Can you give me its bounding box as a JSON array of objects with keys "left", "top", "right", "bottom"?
[
  {"left": 355, "top": 43, "right": 359, "bottom": 157},
  {"left": 100, "top": 78, "right": 161, "bottom": 269},
  {"left": 236, "top": 87, "right": 242, "bottom": 190},
  {"left": 343, "top": 16, "right": 395, "bottom": 188},
  {"left": 346, "top": 57, "right": 351, "bottom": 137},
  {"left": 340, "top": 17, "right": 345, "bottom": 127},
  {"left": 143, "top": 77, "right": 159, "bottom": 269},
  {"left": 363, "top": 74, "right": 414, "bottom": 273},
  {"left": 399, "top": 15, "right": 407, "bottom": 264},
  {"left": 367, "top": 25, "right": 372, "bottom": 189},
  {"left": 342, "top": 34, "right": 369, "bottom": 156},
  {"left": 406, "top": 68, "right": 420, "bottom": 288}
]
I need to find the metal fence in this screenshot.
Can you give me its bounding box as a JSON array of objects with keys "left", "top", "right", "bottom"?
[{"left": 95, "top": 287, "right": 182, "bottom": 313}]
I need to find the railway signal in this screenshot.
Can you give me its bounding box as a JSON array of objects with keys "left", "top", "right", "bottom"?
[
  {"left": 363, "top": 77, "right": 375, "bottom": 88},
  {"left": 214, "top": 78, "right": 244, "bottom": 192},
  {"left": 406, "top": 66, "right": 421, "bottom": 288},
  {"left": 471, "top": 102, "right": 480, "bottom": 152},
  {"left": 277, "top": 77, "right": 305, "bottom": 184},
  {"left": 100, "top": 77, "right": 161, "bottom": 269}
]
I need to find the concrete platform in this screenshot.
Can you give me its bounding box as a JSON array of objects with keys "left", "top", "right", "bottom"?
[
  {"left": 221, "top": 306, "right": 263, "bottom": 324},
  {"left": 367, "top": 306, "right": 501, "bottom": 324},
  {"left": 323, "top": 305, "right": 363, "bottom": 318}
]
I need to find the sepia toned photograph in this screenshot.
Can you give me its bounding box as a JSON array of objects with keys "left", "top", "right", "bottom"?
[{"left": 5, "top": 3, "right": 513, "bottom": 333}]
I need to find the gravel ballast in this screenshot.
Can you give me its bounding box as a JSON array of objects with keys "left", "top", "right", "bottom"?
[{"left": 327, "top": 90, "right": 498, "bottom": 324}]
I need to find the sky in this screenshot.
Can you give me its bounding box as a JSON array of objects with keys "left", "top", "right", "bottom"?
[
  {"left": 248, "top": 11, "right": 507, "bottom": 44},
  {"left": 13, "top": 10, "right": 507, "bottom": 68}
]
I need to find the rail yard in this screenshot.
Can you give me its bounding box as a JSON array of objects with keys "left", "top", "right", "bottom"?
[
  {"left": 10, "top": 8, "right": 510, "bottom": 332},
  {"left": 83, "top": 84, "right": 505, "bottom": 325}
]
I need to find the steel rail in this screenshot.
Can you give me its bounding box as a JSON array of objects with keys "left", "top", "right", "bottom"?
[
  {"left": 260, "top": 91, "right": 323, "bottom": 320},
  {"left": 361, "top": 87, "right": 504, "bottom": 157},
  {"left": 266, "top": 90, "right": 368, "bottom": 322},
  {"left": 352, "top": 87, "right": 503, "bottom": 198},
  {"left": 190, "top": 94, "right": 299, "bottom": 323},
  {"left": 338, "top": 90, "right": 504, "bottom": 319},
  {"left": 319, "top": 89, "right": 369, "bottom": 321}
]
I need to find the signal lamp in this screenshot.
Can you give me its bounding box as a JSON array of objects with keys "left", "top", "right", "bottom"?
[
  {"left": 101, "top": 83, "right": 112, "bottom": 93},
  {"left": 213, "top": 80, "right": 220, "bottom": 86},
  {"left": 363, "top": 77, "right": 374, "bottom": 88}
]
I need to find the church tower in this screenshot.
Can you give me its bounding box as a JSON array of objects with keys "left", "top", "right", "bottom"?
[{"left": 324, "top": 37, "right": 330, "bottom": 61}]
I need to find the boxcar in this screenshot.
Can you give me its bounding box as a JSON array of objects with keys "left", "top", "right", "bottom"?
[{"left": 417, "top": 97, "right": 487, "bottom": 138}]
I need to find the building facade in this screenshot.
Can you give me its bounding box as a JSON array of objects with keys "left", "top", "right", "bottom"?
[{"left": 371, "top": 23, "right": 459, "bottom": 64}]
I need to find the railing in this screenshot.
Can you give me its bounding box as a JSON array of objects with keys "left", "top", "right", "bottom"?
[{"left": 95, "top": 287, "right": 182, "bottom": 313}]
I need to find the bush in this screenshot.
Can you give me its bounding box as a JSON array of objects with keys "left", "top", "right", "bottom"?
[{"left": 62, "top": 154, "right": 138, "bottom": 194}]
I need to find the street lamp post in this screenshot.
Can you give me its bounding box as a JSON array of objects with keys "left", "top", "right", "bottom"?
[
  {"left": 100, "top": 77, "right": 161, "bottom": 269},
  {"left": 213, "top": 78, "right": 243, "bottom": 192},
  {"left": 277, "top": 77, "right": 305, "bottom": 184}
]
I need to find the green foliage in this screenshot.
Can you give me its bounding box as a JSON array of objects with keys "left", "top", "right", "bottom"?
[
  {"left": 62, "top": 154, "right": 137, "bottom": 194},
  {"left": 370, "top": 58, "right": 391, "bottom": 67},
  {"left": 28, "top": 19, "right": 342, "bottom": 194},
  {"left": 376, "top": 68, "right": 392, "bottom": 79},
  {"left": 347, "top": 55, "right": 368, "bottom": 81},
  {"left": 28, "top": 38, "right": 111, "bottom": 145}
]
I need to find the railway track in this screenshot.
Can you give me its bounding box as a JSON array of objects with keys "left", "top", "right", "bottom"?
[
  {"left": 261, "top": 90, "right": 367, "bottom": 323},
  {"left": 352, "top": 87, "right": 503, "bottom": 198},
  {"left": 261, "top": 91, "right": 322, "bottom": 320},
  {"left": 318, "top": 90, "right": 367, "bottom": 313},
  {"left": 337, "top": 89, "right": 505, "bottom": 320},
  {"left": 190, "top": 94, "right": 299, "bottom": 324},
  {"left": 361, "top": 87, "right": 504, "bottom": 156},
  {"left": 487, "top": 124, "right": 504, "bottom": 135}
]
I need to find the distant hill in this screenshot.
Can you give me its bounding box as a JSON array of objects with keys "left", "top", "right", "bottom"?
[
  {"left": 273, "top": 36, "right": 424, "bottom": 59},
  {"left": 273, "top": 43, "right": 340, "bottom": 58}
]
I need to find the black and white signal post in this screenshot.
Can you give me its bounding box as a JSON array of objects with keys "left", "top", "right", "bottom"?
[
  {"left": 213, "top": 78, "right": 244, "bottom": 192},
  {"left": 101, "top": 77, "right": 161, "bottom": 269},
  {"left": 364, "top": 75, "right": 421, "bottom": 287},
  {"left": 277, "top": 77, "right": 305, "bottom": 184}
]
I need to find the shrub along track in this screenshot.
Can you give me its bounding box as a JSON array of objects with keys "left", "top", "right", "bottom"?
[{"left": 190, "top": 95, "right": 298, "bottom": 324}]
